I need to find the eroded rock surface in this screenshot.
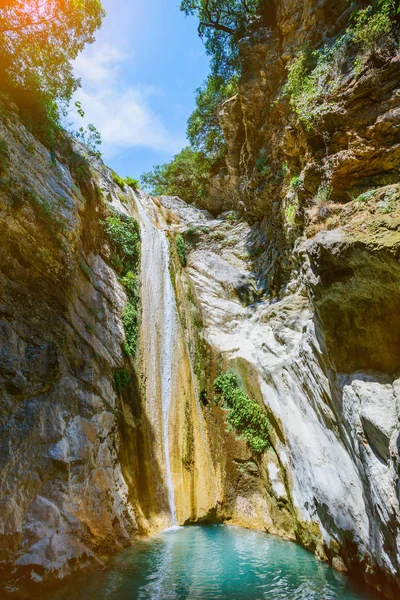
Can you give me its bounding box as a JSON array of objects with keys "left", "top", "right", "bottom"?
[{"left": 157, "top": 194, "right": 400, "bottom": 599}]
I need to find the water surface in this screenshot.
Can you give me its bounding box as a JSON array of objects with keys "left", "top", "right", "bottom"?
[{"left": 37, "top": 525, "right": 379, "bottom": 599}]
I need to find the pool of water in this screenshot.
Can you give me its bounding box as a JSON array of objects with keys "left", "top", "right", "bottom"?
[{"left": 35, "top": 526, "right": 380, "bottom": 599}]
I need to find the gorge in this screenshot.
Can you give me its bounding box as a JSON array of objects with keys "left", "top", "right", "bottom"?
[{"left": 1, "top": 0, "right": 400, "bottom": 599}]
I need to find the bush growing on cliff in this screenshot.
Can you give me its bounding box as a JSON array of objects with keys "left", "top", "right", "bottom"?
[
  {"left": 103, "top": 212, "right": 140, "bottom": 275},
  {"left": 285, "top": 0, "right": 400, "bottom": 128},
  {"left": 103, "top": 211, "right": 141, "bottom": 358},
  {"left": 114, "top": 369, "right": 130, "bottom": 393},
  {"left": 176, "top": 234, "right": 187, "bottom": 267},
  {"left": 124, "top": 177, "right": 140, "bottom": 192},
  {"left": 214, "top": 370, "right": 270, "bottom": 453}
]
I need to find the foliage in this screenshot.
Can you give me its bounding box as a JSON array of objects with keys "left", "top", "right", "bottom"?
[
  {"left": 285, "top": 41, "right": 340, "bottom": 129},
  {"left": 184, "top": 223, "right": 199, "bottom": 236},
  {"left": 188, "top": 74, "right": 238, "bottom": 155},
  {"left": 214, "top": 370, "right": 270, "bottom": 453},
  {"left": 122, "top": 303, "right": 139, "bottom": 358},
  {"left": 112, "top": 171, "right": 126, "bottom": 190},
  {"left": 103, "top": 212, "right": 140, "bottom": 275},
  {"left": 141, "top": 146, "right": 214, "bottom": 204},
  {"left": 124, "top": 177, "right": 140, "bottom": 192},
  {"left": 351, "top": 0, "right": 395, "bottom": 52},
  {"left": 75, "top": 123, "right": 102, "bottom": 158},
  {"left": 120, "top": 271, "right": 139, "bottom": 298},
  {"left": 180, "top": 0, "right": 261, "bottom": 78},
  {"left": 285, "top": 1, "right": 400, "bottom": 128},
  {"left": 103, "top": 211, "right": 141, "bottom": 358},
  {"left": 177, "top": 1, "right": 262, "bottom": 184},
  {"left": 314, "top": 184, "right": 331, "bottom": 204},
  {"left": 354, "top": 189, "right": 376, "bottom": 203},
  {"left": 285, "top": 204, "right": 296, "bottom": 226},
  {"left": 176, "top": 234, "right": 187, "bottom": 267},
  {"left": 0, "top": 1, "right": 105, "bottom": 106},
  {"left": 114, "top": 368, "right": 130, "bottom": 394},
  {"left": 290, "top": 175, "right": 301, "bottom": 189}
]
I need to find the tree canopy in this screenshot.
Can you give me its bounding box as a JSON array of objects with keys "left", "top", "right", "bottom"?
[
  {"left": 141, "top": 147, "right": 214, "bottom": 204},
  {"left": 181, "top": 0, "right": 261, "bottom": 78},
  {"left": 0, "top": 0, "right": 105, "bottom": 104}
]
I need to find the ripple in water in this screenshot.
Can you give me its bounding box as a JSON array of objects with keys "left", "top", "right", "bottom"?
[{"left": 35, "top": 526, "right": 380, "bottom": 600}]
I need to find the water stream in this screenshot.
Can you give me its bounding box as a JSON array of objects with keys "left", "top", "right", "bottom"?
[{"left": 136, "top": 196, "right": 177, "bottom": 525}]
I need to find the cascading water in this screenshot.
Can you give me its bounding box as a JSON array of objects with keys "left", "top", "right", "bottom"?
[{"left": 136, "top": 195, "right": 177, "bottom": 526}]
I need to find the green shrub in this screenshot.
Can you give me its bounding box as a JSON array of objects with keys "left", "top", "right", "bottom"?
[
  {"left": 111, "top": 171, "right": 126, "bottom": 190},
  {"left": 285, "top": 1, "right": 398, "bottom": 128},
  {"left": 122, "top": 302, "right": 138, "bottom": 358},
  {"left": 114, "top": 369, "right": 130, "bottom": 393},
  {"left": 314, "top": 184, "right": 331, "bottom": 204},
  {"left": 120, "top": 271, "right": 139, "bottom": 298},
  {"left": 103, "top": 210, "right": 141, "bottom": 358},
  {"left": 351, "top": 3, "right": 393, "bottom": 53},
  {"left": 214, "top": 370, "right": 270, "bottom": 453},
  {"left": 124, "top": 177, "right": 140, "bottom": 191},
  {"left": 285, "top": 204, "right": 296, "bottom": 225},
  {"left": 285, "top": 41, "right": 338, "bottom": 129},
  {"left": 103, "top": 212, "right": 140, "bottom": 275},
  {"left": 354, "top": 190, "right": 376, "bottom": 203},
  {"left": 141, "top": 146, "right": 217, "bottom": 205},
  {"left": 184, "top": 223, "right": 199, "bottom": 237},
  {"left": 176, "top": 234, "right": 186, "bottom": 267},
  {"left": 290, "top": 175, "right": 301, "bottom": 189}
]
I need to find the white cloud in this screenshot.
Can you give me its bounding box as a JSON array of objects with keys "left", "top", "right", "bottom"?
[
  {"left": 74, "top": 43, "right": 127, "bottom": 85},
  {"left": 71, "top": 42, "right": 185, "bottom": 158}
]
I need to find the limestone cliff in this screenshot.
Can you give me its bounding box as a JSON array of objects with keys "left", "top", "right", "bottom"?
[
  {"left": 0, "top": 105, "right": 218, "bottom": 594},
  {"left": 154, "top": 0, "right": 400, "bottom": 597}
]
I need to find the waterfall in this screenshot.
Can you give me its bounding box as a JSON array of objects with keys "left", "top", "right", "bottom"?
[{"left": 136, "top": 195, "right": 177, "bottom": 526}]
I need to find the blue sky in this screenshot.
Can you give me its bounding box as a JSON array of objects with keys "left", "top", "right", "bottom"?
[{"left": 71, "top": 0, "right": 210, "bottom": 179}]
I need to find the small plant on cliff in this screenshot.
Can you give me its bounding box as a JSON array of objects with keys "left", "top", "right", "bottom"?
[
  {"left": 122, "top": 303, "right": 139, "bottom": 358},
  {"left": 285, "top": 204, "right": 297, "bottom": 226},
  {"left": 103, "top": 212, "right": 140, "bottom": 275},
  {"left": 111, "top": 171, "right": 126, "bottom": 190},
  {"left": 103, "top": 211, "right": 141, "bottom": 358},
  {"left": 124, "top": 177, "right": 140, "bottom": 192},
  {"left": 350, "top": 0, "right": 397, "bottom": 73},
  {"left": 114, "top": 369, "right": 130, "bottom": 394},
  {"left": 290, "top": 175, "right": 301, "bottom": 189},
  {"left": 214, "top": 370, "right": 270, "bottom": 454},
  {"left": 176, "top": 234, "right": 186, "bottom": 267}
]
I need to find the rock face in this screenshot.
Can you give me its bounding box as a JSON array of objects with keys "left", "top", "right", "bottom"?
[
  {"left": 0, "top": 109, "right": 141, "bottom": 589},
  {"left": 155, "top": 193, "right": 400, "bottom": 599},
  {"left": 0, "top": 109, "right": 219, "bottom": 592}
]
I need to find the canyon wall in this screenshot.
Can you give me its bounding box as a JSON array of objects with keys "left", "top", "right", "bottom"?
[{"left": 0, "top": 107, "right": 218, "bottom": 594}]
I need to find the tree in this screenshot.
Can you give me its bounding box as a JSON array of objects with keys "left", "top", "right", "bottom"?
[
  {"left": 180, "top": 0, "right": 261, "bottom": 77},
  {"left": 181, "top": 1, "right": 262, "bottom": 163},
  {"left": 188, "top": 74, "right": 238, "bottom": 155},
  {"left": 0, "top": 0, "right": 105, "bottom": 104},
  {"left": 141, "top": 147, "right": 214, "bottom": 204}
]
